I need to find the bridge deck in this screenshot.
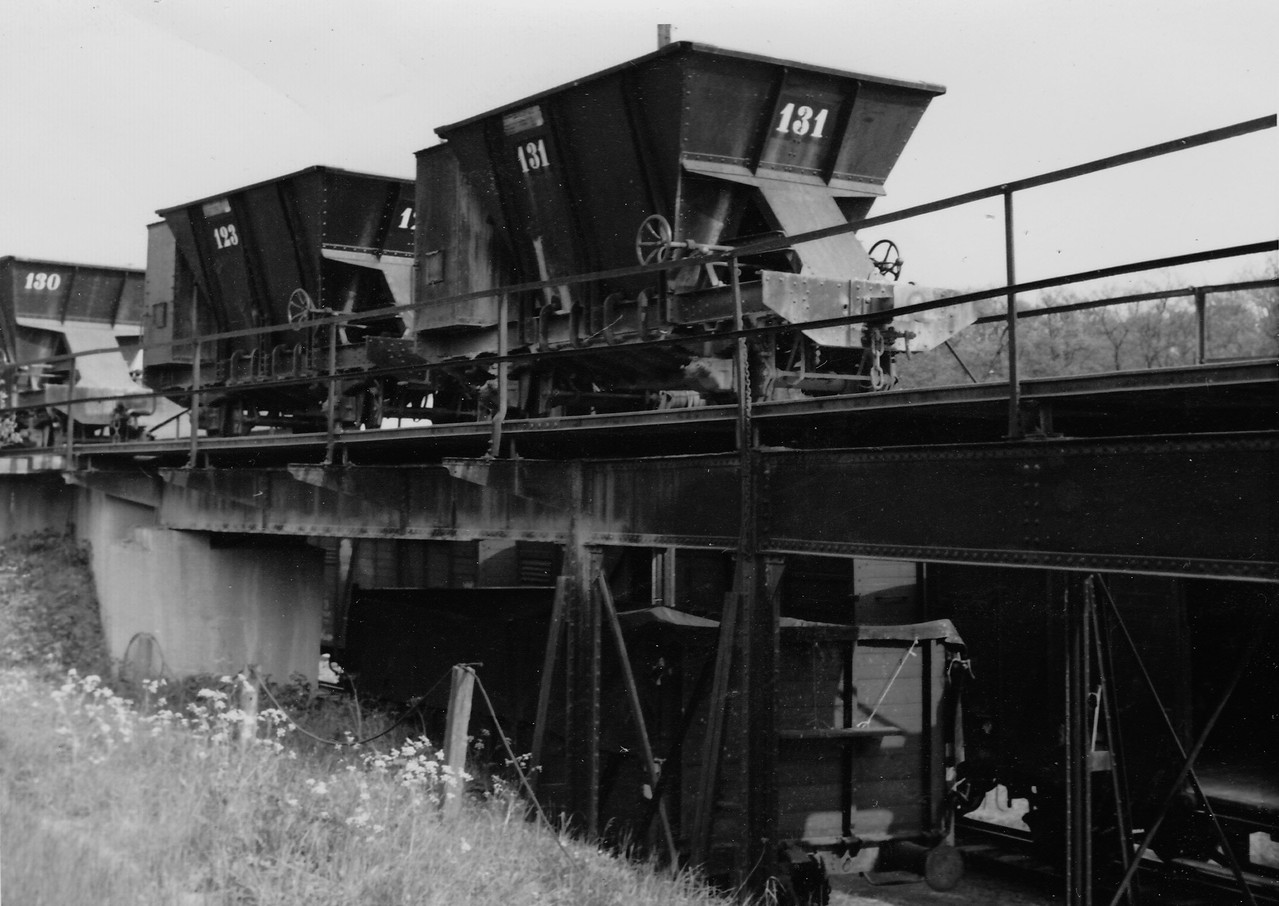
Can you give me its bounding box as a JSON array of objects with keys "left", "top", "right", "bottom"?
[{"left": 4, "top": 360, "right": 1272, "bottom": 469}]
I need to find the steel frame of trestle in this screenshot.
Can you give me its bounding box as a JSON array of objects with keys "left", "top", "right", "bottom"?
[
  {"left": 1055, "top": 572, "right": 1272, "bottom": 906},
  {"left": 1089, "top": 581, "right": 1138, "bottom": 906},
  {"left": 595, "top": 572, "right": 680, "bottom": 866},
  {"left": 1095, "top": 577, "right": 1268, "bottom": 906},
  {"left": 1063, "top": 576, "right": 1090, "bottom": 905},
  {"left": 689, "top": 252, "right": 783, "bottom": 891}
]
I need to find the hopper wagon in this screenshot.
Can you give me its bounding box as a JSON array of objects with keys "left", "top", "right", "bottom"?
[
  {"left": 0, "top": 256, "right": 155, "bottom": 445},
  {"left": 142, "top": 166, "right": 418, "bottom": 434},
  {"left": 412, "top": 41, "right": 975, "bottom": 418}
]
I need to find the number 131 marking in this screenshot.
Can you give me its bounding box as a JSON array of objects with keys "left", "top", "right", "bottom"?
[
  {"left": 775, "top": 102, "right": 829, "bottom": 139},
  {"left": 517, "top": 139, "right": 550, "bottom": 173}
]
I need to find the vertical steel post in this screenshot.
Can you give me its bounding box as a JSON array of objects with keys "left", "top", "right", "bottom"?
[
  {"left": 1004, "top": 189, "right": 1022, "bottom": 439},
  {"left": 731, "top": 252, "right": 762, "bottom": 888},
  {"left": 324, "top": 321, "right": 338, "bottom": 465},
  {"left": 563, "top": 513, "right": 599, "bottom": 838},
  {"left": 1063, "top": 575, "right": 1094, "bottom": 906},
  {"left": 186, "top": 280, "right": 203, "bottom": 467},
  {"left": 188, "top": 339, "right": 202, "bottom": 468},
  {"left": 747, "top": 556, "right": 785, "bottom": 891},
  {"left": 1063, "top": 579, "right": 1078, "bottom": 905},
  {"left": 1081, "top": 580, "right": 1093, "bottom": 906},
  {"left": 489, "top": 294, "right": 509, "bottom": 458},
  {"left": 1194, "top": 288, "right": 1207, "bottom": 364},
  {"left": 530, "top": 576, "right": 569, "bottom": 790},
  {"left": 63, "top": 351, "right": 76, "bottom": 468},
  {"left": 582, "top": 544, "right": 602, "bottom": 837},
  {"left": 1088, "top": 579, "right": 1137, "bottom": 906},
  {"left": 692, "top": 588, "right": 742, "bottom": 866},
  {"left": 732, "top": 255, "right": 752, "bottom": 454}
]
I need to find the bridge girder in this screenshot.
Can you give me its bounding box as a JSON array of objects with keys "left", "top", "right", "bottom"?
[{"left": 123, "top": 430, "right": 1279, "bottom": 580}]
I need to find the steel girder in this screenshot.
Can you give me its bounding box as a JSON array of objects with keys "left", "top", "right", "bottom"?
[{"left": 144, "top": 430, "right": 1277, "bottom": 579}]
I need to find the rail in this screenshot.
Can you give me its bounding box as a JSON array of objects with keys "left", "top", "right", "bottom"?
[{"left": 1, "top": 115, "right": 1273, "bottom": 464}]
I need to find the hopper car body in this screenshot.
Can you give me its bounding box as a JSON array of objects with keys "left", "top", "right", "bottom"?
[
  {"left": 0, "top": 256, "right": 155, "bottom": 445},
  {"left": 142, "top": 166, "right": 418, "bottom": 435}
]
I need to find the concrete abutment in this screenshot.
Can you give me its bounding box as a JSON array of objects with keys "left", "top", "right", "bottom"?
[{"left": 1, "top": 475, "right": 323, "bottom": 684}]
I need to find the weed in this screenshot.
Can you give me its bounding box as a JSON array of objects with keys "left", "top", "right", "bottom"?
[
  {"left": 0, "top": 668, "right": 729, "bottom": 905},
  {"left": 0, "top": 530, "right": 108, "bottom": 677}
]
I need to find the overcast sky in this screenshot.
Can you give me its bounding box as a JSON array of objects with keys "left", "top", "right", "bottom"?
[{"left": 2, "top": 0, "right": 1275, "bottom": 295}]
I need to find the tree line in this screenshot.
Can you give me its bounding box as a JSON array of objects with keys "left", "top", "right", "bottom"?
[{"left": 896, "top": 267, "right": 1278, "bottom": 389}]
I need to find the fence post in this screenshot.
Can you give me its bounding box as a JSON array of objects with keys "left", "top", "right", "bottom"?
[
  {"left": 442, "top": 665, "right": 475, "bottom": 819},
  {"left": 239, "top": 667, "right": 259, "bottom": 749}
]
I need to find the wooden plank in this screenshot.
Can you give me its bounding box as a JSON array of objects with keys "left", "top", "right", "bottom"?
[
  {"left": 442, "top": 665, "right": 475, "bottom": 820},
  {"left": 778, "top": 727, "right": 904, "bottom": 740}
]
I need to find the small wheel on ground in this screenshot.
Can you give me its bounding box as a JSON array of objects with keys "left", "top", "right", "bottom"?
[
  {"left": 777, "top": 848, "right": 830, "bottom": 906},
  {"left": 924, "top": 843, "right": 964, "bottom": 891}
]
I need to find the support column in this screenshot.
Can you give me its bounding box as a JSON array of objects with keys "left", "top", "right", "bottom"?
[
  {"left": 561, "top": 461, "right": 600, "bottom": 837},
  {"left": 1063, "top": 573, "right": 1093, "bottom": 906},
  {"left": 745, "top": 556, "right": 786, "bottom": 890}
]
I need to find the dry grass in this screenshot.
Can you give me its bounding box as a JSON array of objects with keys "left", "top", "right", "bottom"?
[{"left": 0, "top": 669, "right": 729, "bottom": 906}]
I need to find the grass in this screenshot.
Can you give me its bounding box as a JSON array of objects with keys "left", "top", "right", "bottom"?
[{"left": 0, "top": 669, "right": 730, "bottom": 906}]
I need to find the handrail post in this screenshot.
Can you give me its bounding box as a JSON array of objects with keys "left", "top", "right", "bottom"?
[
  {"left": 488, "top": 294, "right": 509, "bottom": 458},
  {"left": 187, "top": 339, "right": 202, "bottom": 468},
  {"left": 1004, "top": 188, "right": 1022, "bottom": 439},
  {"left": 64, "top": 352, "right": 76, "bottom": 468},
  {"left": 1194, "top": 288, "right": 1207, "bottom": 364},
  {"left": 731, "top": 253, "right": 751, "bottom": 453},
  {"left": 324, "top": 322, "right": 338, "bottom": 466}
]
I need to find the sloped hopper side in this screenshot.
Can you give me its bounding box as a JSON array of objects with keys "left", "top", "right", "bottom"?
[
  {"left": 435, "top": 42, "right": 971, "bottom": 350},
  {"left": 157, "top": 166, "right": 417, "bottom": 356}
]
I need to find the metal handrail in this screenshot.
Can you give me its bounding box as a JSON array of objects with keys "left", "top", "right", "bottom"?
[{"left": 13, "top": 115, "right": 1275, "bottom": 377}]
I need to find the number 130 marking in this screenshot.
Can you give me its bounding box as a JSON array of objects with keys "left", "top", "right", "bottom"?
[
  {"left": 24, "top": 272, "right": 62, "bottom": 290},
  {"left": 775, "top": 102, "right": 830, "bottom": 139}
]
